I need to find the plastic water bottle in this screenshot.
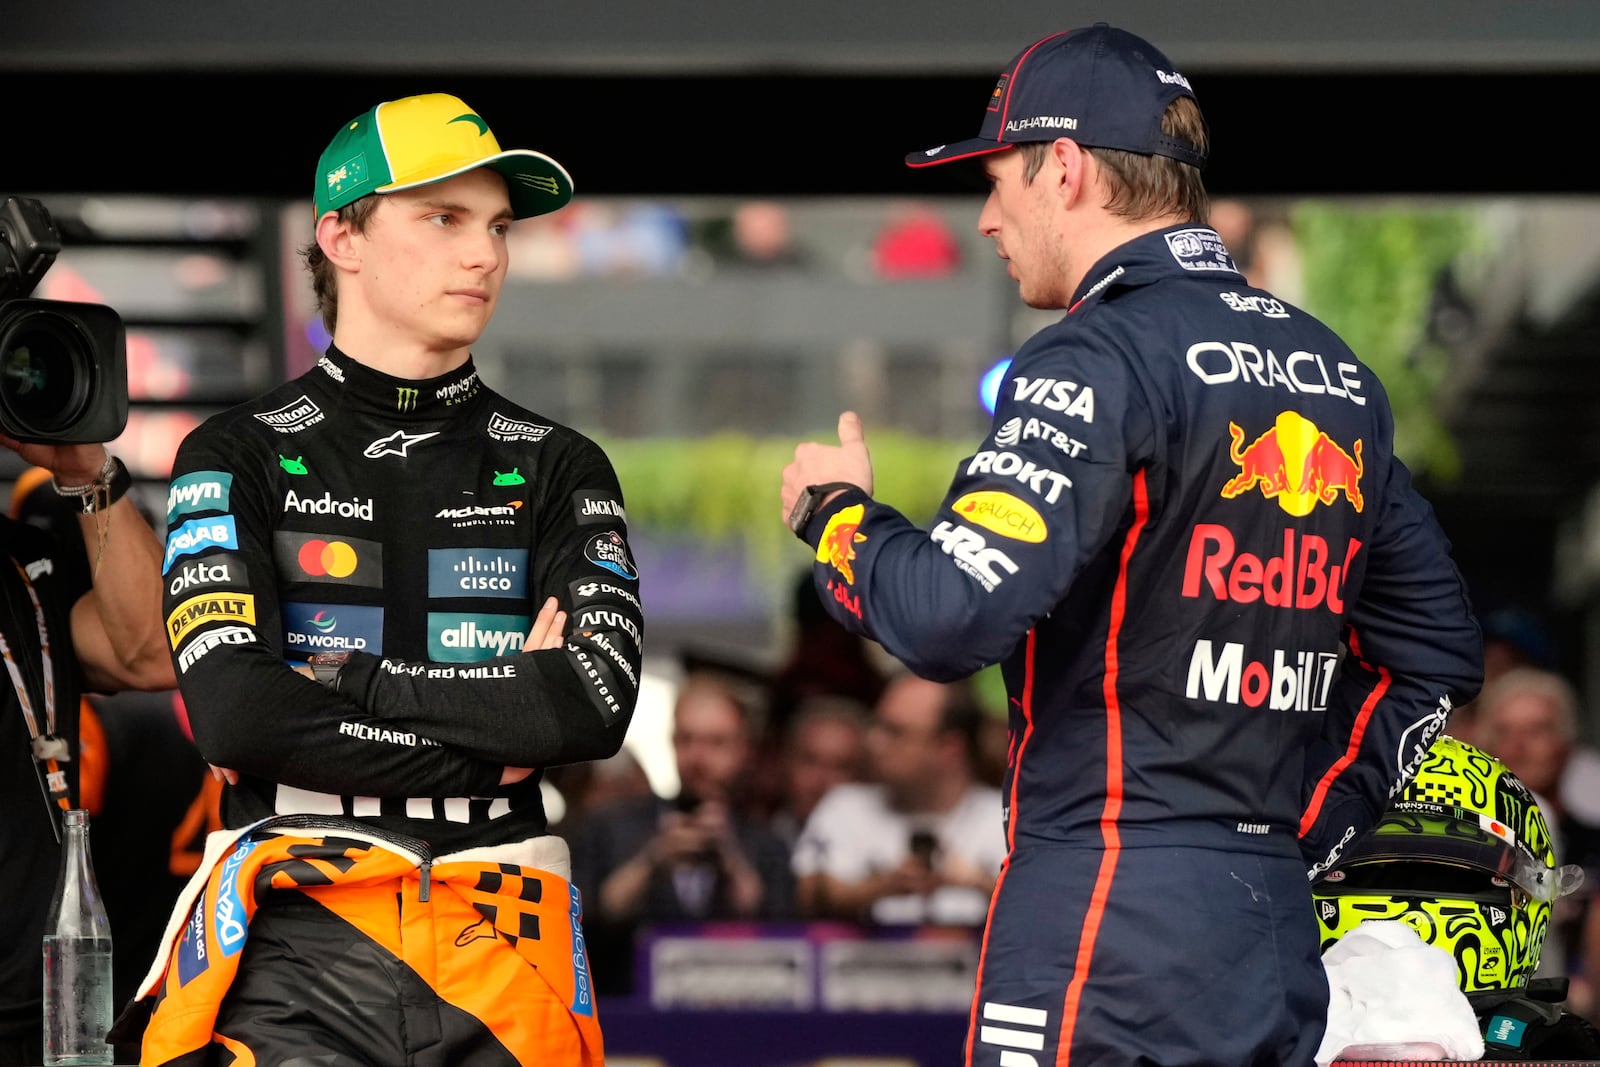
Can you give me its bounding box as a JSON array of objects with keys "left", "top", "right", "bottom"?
[{"left": 42, "top": 808, "right": 114, "bottom": 1066}]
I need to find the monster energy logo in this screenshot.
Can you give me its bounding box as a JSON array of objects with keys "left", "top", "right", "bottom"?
[{"left": 396, "top": 387, "right": 420, "bottom": 412}]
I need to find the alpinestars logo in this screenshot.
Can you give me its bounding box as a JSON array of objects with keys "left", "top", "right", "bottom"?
[
  {"left": 396, "top": 387, "right": 420, "bottom": 412},
  {"left": 363, "top": 429, "right": 440, "bottom": 459}
]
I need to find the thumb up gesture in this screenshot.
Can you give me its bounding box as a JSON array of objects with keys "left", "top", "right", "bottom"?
[{"left": 780, "top": 411, "right": 875, "bottom": 524}]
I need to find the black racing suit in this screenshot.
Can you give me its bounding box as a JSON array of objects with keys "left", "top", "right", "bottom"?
[
  {"left": 0, "top": 518, "right": 89, "bottom": 1067},
  {"left": 796, "top": 226, "right": 1483, "bottom": 1066},
  {"left": 143, "top": 346, "right": 641, "bottom": 1062}
]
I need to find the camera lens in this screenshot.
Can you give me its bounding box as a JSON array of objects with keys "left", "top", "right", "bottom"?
[{"left": 0, "top": 307, "right": 93, "bottom": 436}]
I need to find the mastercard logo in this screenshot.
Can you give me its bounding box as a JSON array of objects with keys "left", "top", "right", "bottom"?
[
  {"left": 298, "top": 539, "right": 361, "bottom": 578},
  {"left": 273, "top": 531, "right": 383, "bottom": 587}
]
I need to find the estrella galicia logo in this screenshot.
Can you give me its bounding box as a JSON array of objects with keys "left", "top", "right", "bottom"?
[
  {"left": 164, "top": 516, "right": 239, "bottom": 573},
  {"left": 167, "top": 471, "right": 233, "bottom": 523},
  {"left": 396, "top": 386, "right": 420, "bottom": 413},
  {"left": 282, "top": 602, "right": 383, "bottom": 653},
  {"left": 584, "top": 531, "right": 637, "bottom": 580},
  {"left": 428, "top": 548, "right": 528, "bottom": 599}
]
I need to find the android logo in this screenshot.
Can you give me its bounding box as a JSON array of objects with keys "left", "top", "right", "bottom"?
[
  {"left": 493, "top": 468, "right": 525, "bottom": 486},
  {"left": 279, "top": 455, "right": 308, "bottom": 475}
]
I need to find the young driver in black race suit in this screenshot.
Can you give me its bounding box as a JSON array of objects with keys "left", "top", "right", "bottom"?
[
  {"left": 117, "top": 92, "right": 641, "bottom": 1066},
  {"left": 780, "top": 24, "right": 1482, "bottom": 1066}
]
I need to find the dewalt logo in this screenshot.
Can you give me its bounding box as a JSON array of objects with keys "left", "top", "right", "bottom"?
[{"left": 396, "top": 387, "right": 420, "bottom": 412}]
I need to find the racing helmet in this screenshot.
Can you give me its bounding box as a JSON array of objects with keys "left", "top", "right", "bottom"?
[{"left": 1311, "top": 734, "right": 1584, "bottom": 991}]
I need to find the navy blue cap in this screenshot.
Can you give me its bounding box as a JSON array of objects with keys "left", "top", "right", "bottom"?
[{"left": 907, "top": 23, "right": 1206, "bottom": 169}]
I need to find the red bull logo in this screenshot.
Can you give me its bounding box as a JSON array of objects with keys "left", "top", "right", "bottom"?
[
  {"left": 816, "top": 504, "right": 867, "bottom": 584},
  {"left": 1221, "top": 411, "right": 1364, "bottom": 515}
]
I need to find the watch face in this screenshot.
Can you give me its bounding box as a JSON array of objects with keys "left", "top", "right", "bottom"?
[{"left": 787, "top": 489, "right": 817, "bottom": 534}]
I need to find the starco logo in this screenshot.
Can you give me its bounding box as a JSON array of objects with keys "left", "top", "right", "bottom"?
[{"left": 396, "top": 387, "right": 420, "bottom": 412}]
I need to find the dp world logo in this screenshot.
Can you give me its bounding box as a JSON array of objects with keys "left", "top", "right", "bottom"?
[{"left": 396, "top": 387, "right": 420, "bottom": 412}]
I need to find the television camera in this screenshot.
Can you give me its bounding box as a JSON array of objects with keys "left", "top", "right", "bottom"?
[{"left": 0, "top": 196, "right": 127, "bottom": 443}]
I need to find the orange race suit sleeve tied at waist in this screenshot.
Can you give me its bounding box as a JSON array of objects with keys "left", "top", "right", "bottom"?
[{"left": 110, "top": 815, "right": 601, "bottom": 1066}]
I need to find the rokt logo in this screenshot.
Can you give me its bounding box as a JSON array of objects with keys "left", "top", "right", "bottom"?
[{"left": 1221, "top": 411, "right": 1363, "bottom": 515}]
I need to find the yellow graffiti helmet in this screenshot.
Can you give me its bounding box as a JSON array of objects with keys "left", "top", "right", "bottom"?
[{"left": 1311, "top": 734, "right": 1583, "bottom": 991}]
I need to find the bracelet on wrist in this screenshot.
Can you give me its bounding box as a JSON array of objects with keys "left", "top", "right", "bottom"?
[{"left": 53, "top": 453, "right": 132, "bottom": 514}]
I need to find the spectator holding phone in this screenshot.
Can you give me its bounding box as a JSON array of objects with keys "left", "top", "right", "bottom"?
[
  {"left": 568, "top": 670, "right": 794, "bottom": 991},
  {"left": 793, "top": 668, "right": 1004, "bottom": 925}
]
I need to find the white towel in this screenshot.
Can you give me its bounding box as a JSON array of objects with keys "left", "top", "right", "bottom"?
[{"left": 1315, "top": 920, "right": 1485, "bottom": 1064}]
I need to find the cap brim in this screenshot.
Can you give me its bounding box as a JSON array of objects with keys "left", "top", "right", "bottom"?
[
  {"left": 905, "top": 138, "right": 1015, "bottom": 168},
  {"left": 379, "top": 148, "right": 575, "bottom": 219}
]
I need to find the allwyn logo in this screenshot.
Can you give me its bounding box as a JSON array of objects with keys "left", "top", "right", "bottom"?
[
  {"left": 428, "top": 613, "right": 531, "bottom": 662},
  {"left": 167, "top": 471, "right": 233, "bottom": 522}
]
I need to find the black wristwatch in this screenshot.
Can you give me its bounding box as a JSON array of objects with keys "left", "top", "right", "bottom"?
[
  {"left": 787, "top": 482, "right": 860, "bottom": 537},
  {"left": 309, "top": 650, "right": 350, "bottom": 689}
]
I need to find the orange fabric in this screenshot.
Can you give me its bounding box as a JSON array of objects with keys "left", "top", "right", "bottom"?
[
  {"left": 77, "top": 698, "right": 107, "bottom": 815},
  {"left": 139, "top": 829, "right": 602, "bottom": 1067},
  {"left": 167, "top": 774, "right": 223, "bottom": 878}
]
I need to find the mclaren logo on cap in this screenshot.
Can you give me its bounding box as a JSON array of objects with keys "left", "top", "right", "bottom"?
[{"left": 449, "top": 113, "right": 490, "bottom": 136}]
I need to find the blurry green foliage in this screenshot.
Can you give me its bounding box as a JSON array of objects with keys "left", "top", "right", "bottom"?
[
  {"left": 1289, "top": 201, "right": 1483, "bottom": 480},
  {"left": 601, "top": 428, "right": 973, "bottom": 607},
  {"left": 605, "top": 202, "right": 1483, "bottom": 702}
]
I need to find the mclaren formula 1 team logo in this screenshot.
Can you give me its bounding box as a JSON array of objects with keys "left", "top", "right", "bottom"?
[{"left": 1221, "top": 410, "right": 1363, "bottom": 516}]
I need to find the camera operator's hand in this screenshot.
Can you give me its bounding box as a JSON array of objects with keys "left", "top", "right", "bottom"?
[
  {"left": 0, "top": 435, "right": 106, "bottom": 486},
  {"left": 0, "top": 435, "right": 175, "bottom": 694}
]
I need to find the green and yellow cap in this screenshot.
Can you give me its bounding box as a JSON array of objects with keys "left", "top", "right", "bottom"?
[{"left": 313, "top": 93, "right": 573, "bottom": 220}]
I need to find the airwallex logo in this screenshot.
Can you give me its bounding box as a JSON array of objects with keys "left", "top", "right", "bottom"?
[{"left": 428, "top": 613, "right": 532, "bottom": 662}]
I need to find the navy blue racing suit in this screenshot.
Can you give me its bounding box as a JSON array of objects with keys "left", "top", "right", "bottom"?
[{"left": 797, "top": 225, "right": 1483, "bottom": 1066}]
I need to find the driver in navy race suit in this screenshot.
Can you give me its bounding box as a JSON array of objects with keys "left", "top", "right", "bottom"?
[{"left": 780, "top": 23, "right": 1482, "bottom": 1067}]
